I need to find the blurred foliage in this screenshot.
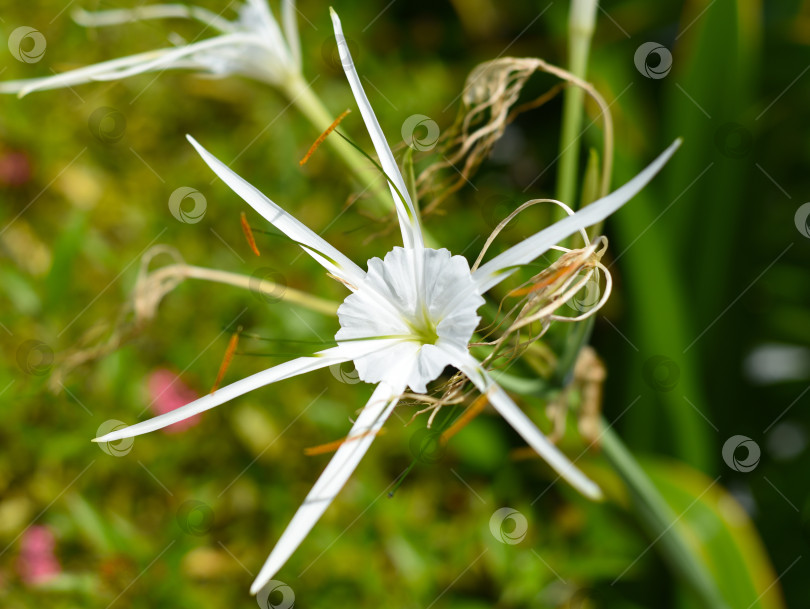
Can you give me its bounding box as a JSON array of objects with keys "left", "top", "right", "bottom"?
[{"left": 0, "top": 0, "right": 807, "bottom": 608}]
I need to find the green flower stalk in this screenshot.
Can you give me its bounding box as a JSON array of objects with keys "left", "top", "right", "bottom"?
[
  {"left": 0, "top": 0, "right": 394, "bottom": 215},
  {"left": 557, "top": 0, "right": 598, "bottom": 205}
]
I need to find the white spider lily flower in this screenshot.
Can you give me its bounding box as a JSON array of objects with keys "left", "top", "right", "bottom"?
[
  {"left": 93, "top": 8, "right": 681, "bottom": 595},
  {"left": 0, "top": 0, "right": 301, "bottom": 97}
]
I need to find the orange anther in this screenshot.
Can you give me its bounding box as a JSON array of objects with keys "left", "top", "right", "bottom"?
[
  {"left": 240, "top": 211, "right": 261, "bottom": 257},
  {"left": 210, "top": 329, "right": 240, "bottom": 394},
  {"left": 300, "top": 109, "right": 351, "bottom": 166}
]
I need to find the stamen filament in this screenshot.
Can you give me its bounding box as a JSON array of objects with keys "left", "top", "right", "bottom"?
[
  {"left": 211, "top": 328, "right": 241, "bottom": 393},
  {"left": 300, "top": 109, "right": 351, "bottom": 166},
  {"left": 240, "top": 212, "right": 261, "bottom": 256}
]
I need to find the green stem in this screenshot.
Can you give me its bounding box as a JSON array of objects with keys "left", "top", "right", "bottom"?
[
  {"left": 283, "top": 73, "right": 438, "bottom": 246},
  {"left": 600, "top": 421, "right": 729, "bottom": 609},
  {"left": 171, "top": 264, "right": 340, "bottom": 316},
  {"left": 556, "top": 0, "right": 597, "bottom": 206}
]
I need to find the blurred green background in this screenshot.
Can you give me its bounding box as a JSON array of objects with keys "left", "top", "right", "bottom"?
[{"left": 1, "top": 0, "right": 807, "bottom": 607}]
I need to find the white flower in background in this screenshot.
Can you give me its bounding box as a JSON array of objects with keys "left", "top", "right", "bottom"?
[
  {"left": 0, "top": 0, "right": 301, "bottom": 96},
  {"left": 93, "top": 8, "right": 680, "bottom": 596}
]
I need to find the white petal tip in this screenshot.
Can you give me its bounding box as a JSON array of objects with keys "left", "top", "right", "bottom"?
[
  {"left": 250, "top": 573, "right": 275, "bottom": 596},
  {"left": 329, "top": 8, "right": 342, "bottom": 30},
  {"left": 583, "top": 483, "right": 604, "bottom": 502},
  {"left": 93, "top": 428, "right": 131, "bottom": 443}
]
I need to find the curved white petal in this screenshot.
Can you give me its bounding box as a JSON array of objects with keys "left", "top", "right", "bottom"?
[
  {"left": 72, "top": 5, "right": 235, "bottom": 32},
  {"left": 281, "top": 0, "right": 301, "bottom": 71},
  {"left": 243, "top": 0, "right": 292, "bottom": 66},
  {"left": 250, "top": 374, "right": 411, "bottom": 594},
  {"left": 450, "top": 349, "right": 603, "bottom": 500},
  {"left": 187, "top": 135, "right": 367, "bottom": 288},
  {"left": 88, "top": 33, "right": 263, "bottom": 81},
  {"left": 0, "top": 49, "right": 173, "bottom": 96},
  {"left": 329, "top": 9, "right": 423, "bottom": 251},
  {"left": 93, "top": 347, "right": 351, "bottom": 443},
  {"left": 336, "top": 247, "right": 484, "bottom": 392},
  {"left": 473, "top": 139, "right": 682, "bottom": 293}
]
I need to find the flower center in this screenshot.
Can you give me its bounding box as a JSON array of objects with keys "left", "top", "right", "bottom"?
[
  {"left": 406, "top": 307, "right": 440, "bottom": 345},
  {"left": 335, "top": 247, "right": 485, "bottom": 393}
]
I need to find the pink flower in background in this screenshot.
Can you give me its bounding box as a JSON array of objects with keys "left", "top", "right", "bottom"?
[
  {"left": 147, "top": 369, "right": 201, "bottom": 434},
  {"left": 0, "top": 150, "right": 32, "bottom": 187},
  {"left": 18, "top": 526, "right": 61, "bottom": 585}
]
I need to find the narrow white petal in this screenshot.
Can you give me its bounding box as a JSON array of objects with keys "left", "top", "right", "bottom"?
[
  {"left": 250, "top": 380, "right": 403, "bottom": 594},
  {"left": 451, "top": 350, "right": 603, "bottom": 500},
  {"left": 187, "top": 135, "right": 367, "bottom": 288},
  {"left": 281, "top": 0, "right": 302, "bottom": 70},
  {"left": 0, "top": 50, "right": 171, "bottom": 96},
  {"left": 72, "top": 5, "right": 235, "bottom": 32},
  {"left": 92, "top": 347, "right": 350, "bottom": 443},
  {"left": 244, "top": 0, "right": 292, "bottom": 66},
  {"left": 88, "top": 34, "right": 262, "bottom": 81},
  {"left": 473, "top": 139, "right": 682, "bottom": 293},
  {"left": 329, "top": 9, "right": 423, "bottom": 251}
]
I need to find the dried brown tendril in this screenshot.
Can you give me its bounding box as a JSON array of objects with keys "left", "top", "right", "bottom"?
[{"left": 416, "top": 57, "right": 614, "bottom": 215}]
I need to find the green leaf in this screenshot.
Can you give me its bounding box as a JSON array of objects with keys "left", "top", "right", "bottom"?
[{"left": 645, "top": 460, "right": 786, "bottom": 609}]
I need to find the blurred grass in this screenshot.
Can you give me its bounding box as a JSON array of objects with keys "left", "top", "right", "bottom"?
[{"left": 1, "top": 0, "right": 807, "bottom": 608}]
